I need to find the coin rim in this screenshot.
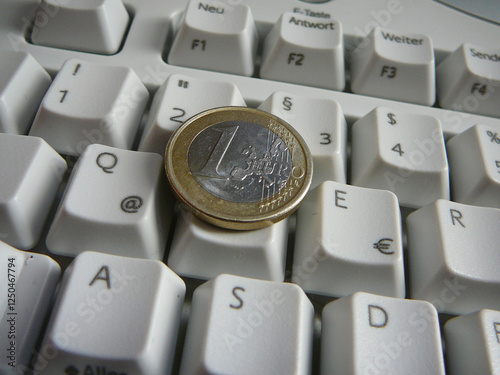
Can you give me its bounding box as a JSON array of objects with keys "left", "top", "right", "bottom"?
[{"left": 165, "top": 106, "right": 313, "bottom": 230}]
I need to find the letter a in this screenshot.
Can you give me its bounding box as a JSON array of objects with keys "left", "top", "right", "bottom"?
[{"left": 89, "top": 266, "right": 111, "bottom": 289}]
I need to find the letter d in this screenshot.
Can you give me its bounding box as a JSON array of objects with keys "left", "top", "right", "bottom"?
[{"left": 369, "top": 304, "right": 388, "bottom": 328}]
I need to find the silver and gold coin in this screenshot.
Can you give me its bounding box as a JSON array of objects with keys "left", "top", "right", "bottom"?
[{"left": 165, "top": 106, "right": 312, "bottom": 230}]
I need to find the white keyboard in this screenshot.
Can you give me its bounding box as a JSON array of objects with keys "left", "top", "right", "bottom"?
[{"left": 1, "top": 0, "right": 500, "bottom": 374}]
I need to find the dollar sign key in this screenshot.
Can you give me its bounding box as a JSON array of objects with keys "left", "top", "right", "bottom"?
[{"left": 387, "top": 113, "right": 397, "bottom": 125}]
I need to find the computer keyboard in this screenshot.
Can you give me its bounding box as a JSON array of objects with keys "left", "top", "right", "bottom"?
[{"left": 1, "top": 0, "right": 500, "bottom": 374}]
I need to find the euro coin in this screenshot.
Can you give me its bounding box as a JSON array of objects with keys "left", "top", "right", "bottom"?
[{"left": 165, "top": 107, "right": 313, "bottom": 230}]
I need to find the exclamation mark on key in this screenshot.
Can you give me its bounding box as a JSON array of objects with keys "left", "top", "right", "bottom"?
[{"left": 73, "top": 63, "right": 81, "bottom": 75}]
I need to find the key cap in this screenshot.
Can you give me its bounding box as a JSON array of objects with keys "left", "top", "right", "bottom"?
[
  {"left": 46, "top": 144, "right": 172, "bottom": 260},
  {"left": 437, "top": 43, "right": 500, "bottom": 118},
  {"left": 444, "top": 309, "right": 500, "bottom": 375},
  {"left": 321, "top": 292, "right": 445, "bottom": 375},
  {"left": 0, "top": 51, "right": 51, "bottom": 134},
  {"left": 350, "top": 27, "right": 436, "bottom": 106},
  {"left": 168, "top": 0, "right": 258, "bottom": 76},
  {"left": 35, "top": 251, "right": 185, "bottom": 375},
  {"left": 29, "top": 59, "right": 149, "bottom": 156},
  {"left": 351, "top": 107, "right": 449, "bottom": 208},
  {"left": 447, "top": 123, "right": 500, "bottom": 208},
  {"left": 30, "top": 0, "right": 129, "bottom": 55},
  {"left": 259, "top": 92, "right": 347, "bottom": 188},
  {"left": 292, "top": 181, "right": 405, "bottom": 298},
  {"left": 168, "top": 209, "right": 288, "bottom": 281},
  {"left": 407, "top": 199, "right": 500, "bottom": 314},
  {"left": 0, "top": 242, "right": 60, "bottom": 375},
  {"left": 0, "top": 134, "right": 66, "bottom": 249},
  {"left": 179, "top": 274, "right": 314, "bottom": 375},
  {"left": 138, "top": 74, "right": 246, "bottom": 155},
  {"left": 260, "top": 12, "right": 345, "bottom": 90}
]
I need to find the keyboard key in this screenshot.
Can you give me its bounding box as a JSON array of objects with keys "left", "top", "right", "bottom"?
[
  {"left": 30, "top": 0, "right": 129, "bottom": 54},
  {"left": 260, "top": 12, "right": 345, "bottom": 90},
  {"left": 168, "top": 0, "right": 258, "bottom": 76},
  {"left": 29, "top": 59, "right": 149, "bottom": 156},
  {"left": 168, "top": 210, "right": 289, "bottom": 281},
  {"left": 0, "top": 51, "right": 51, "bottom": 134},
  {"left": 444, "top": 309, "right": 500, "bottom": 375},
  {"left": 138, "top": 73, "right": 246, "bottom": 155},
  {"left": 437, "top": 43, "right": 500, "bottom": 118},
  {"left": 179, "top": 274, "right": 314, "bottom": 375},
  {"left": 259, "top": 92, "right": 347, "bottom": 188},
  {"left": 292, "top": 181, "right": 405, "bottom": 298},
  {"left": 321, "top": 292, "right": 445, "bottom": 375},
  {"left": 407, "top": 199, "right": 500, "bottom": 314},
  {"left": 350, "top": 27, "right": 436, "bottom": 106},
  {"left": 36, "top": 251, "right": 185, "bottom": 375},
  {"left": 0, "top": 242, "right": 60, "bottom": 375},
  {"left": 0, "top": 134, "right": 66, "bottom": 249},
  {"left": 351, "top": 107, "right": 449, "bottom": 208},
  {"left": 46, "top": 144, "right": 173, "bottom": 260},
  {"left": 447, "top": 123, "right": 500, "bottom": 208}
]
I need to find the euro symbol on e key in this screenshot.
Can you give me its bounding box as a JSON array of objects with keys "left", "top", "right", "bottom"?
[{"left": 373, "top": 238, "right": 394, "bottom": 254}]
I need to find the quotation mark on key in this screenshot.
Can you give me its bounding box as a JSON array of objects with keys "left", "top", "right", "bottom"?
[
  {"left": 121, "top": 196, "right": 143, "bottom": 213},
  {"left": 487, "top": 131, "right": 500, "bottom": 144}
]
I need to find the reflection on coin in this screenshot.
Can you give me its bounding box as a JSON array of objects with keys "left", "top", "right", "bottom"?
[{"left": 165, "top": 107, "right": 313, "bottom": 230}]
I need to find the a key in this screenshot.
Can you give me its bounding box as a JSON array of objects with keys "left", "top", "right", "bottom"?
[
  {"left": 259, "top": 92, "right": 347, "bottom": 188},
  {"left": 292, "top": 181, "right": 405, "bottom": 298},
  {"left": 168, "top": 209, "right": 289, "bottom": 281},
  {"left": 138, "top": 74, "right": 246, "bottom": 155},
  {"left": 351, "top": 107, "right": 449, "bottom": 208},
  {"left": 46, "top": 144, "right": 173, "bottom": 260},
  {"left": 0, "top": 51, "right": 51, "bottom": 134},
  {"left": 0, "top": 242, "right": 60, "bottom": 375},
  {"left": 447, "top": 123, "right": 500, "bottom": 208},
  {"left": 31, "top": 0, "right": 130, "bottom": 55},
  {"left": 350, "top": 27, "right": 436, "bottom": 106},
  {"left": 260, "top": 12, "right": 345, "bottom": 90},
  {"left": 35, "top": 251, "right": 185, "bottom": 375},
  {"left": 407, "top": 199, "right": 500, "bottom": 314},
  {"left": 29, "top": 59, "right": 149, "bottom": 156},
  {"left": 179, "top": 274, "right": 314, "bottom": 375},
  {"left": 321, "top": 292, "right": 445, "bottom": 375},
  {"left": 168, "top": 0, "right": 258, "bottom": 76},
  {"left": 0, "top": 134, "right": 67, "bottom": 249},
  {"left": 444, "top": 309, "right": 500, "bottom": 375},
  {"left": 437, "top": 43, "right": 500, "bottom": 118}
]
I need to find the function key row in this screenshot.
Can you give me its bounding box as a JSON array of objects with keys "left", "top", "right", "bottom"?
[{"left": 26, "top": 0, "right": 500, "bottom": 117}]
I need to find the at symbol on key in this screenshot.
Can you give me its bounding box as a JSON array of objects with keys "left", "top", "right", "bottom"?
[{"left": 121, "top": 196, "right": 143, "bottom": 213}]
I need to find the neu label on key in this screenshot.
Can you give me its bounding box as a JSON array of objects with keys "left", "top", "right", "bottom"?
[{"left": 198, "top": 2, "right": 224, "bottom": 14}]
